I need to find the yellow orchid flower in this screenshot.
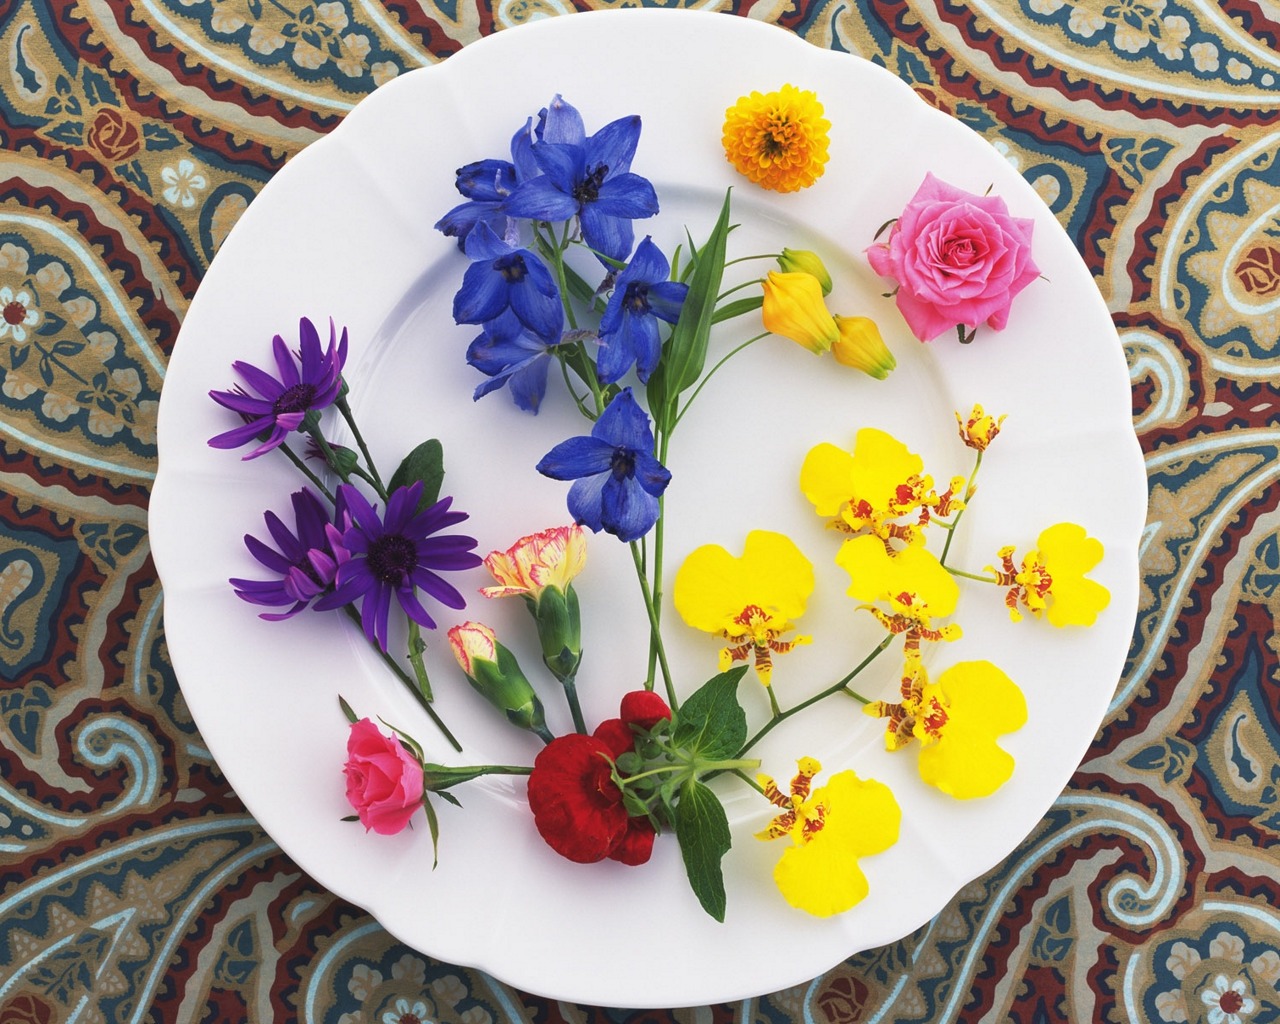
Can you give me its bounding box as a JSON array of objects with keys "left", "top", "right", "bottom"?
[
  {"left": 831, "top": 316, "right": 896, "bottom": 380},
  {"left": 991, "top": 522, "right": 1109, "bottom": 626},
  {"left": 673, "top": 530, "right": 813, "bottom": 686},
  {"left": 836, "top": 534, "right": 959, "bottom": 621},
  {"left": 761, "top": 271, "right": 840, "bottom": 354},
  {"left": 800, "top": 428, "right": 961, "bottom": 545},
  {"left": 956, "top": 404, "right": 1006, "bottom": 452},
  {"left": 755, "top": 758, "right": 901, "bottom": 917}
]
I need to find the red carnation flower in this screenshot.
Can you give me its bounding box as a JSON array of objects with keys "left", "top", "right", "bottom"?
[{"left": 526, "top": 692, "right": 672, "bottom": 865}]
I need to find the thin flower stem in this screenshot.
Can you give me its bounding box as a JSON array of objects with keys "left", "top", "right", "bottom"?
[
  {"left": 646, "top": 427, "right": 671, "bottom": 690},
  {"left": 671, "top": 333, "right": 767, "bottom": 432},
  {"left": 560, "top": 676, "right": 588, "bottom": 735},
  {"left": 544, "top": 222, "right": 579, "bottom": 332},
  {"left": 723, "top": 254, "right": 777, "bottom": 269},
  {"left": 629, "top": 541, "right": 677, "bottom": 710},
  {"left": 940, "top": 449, "right": 982, "bottom": 567},
  {"left": 278, "top": 442, "right": 335, "bottom": 502},
  {"left": 734, "top": 634, "right": 895, "bottom": 759},
  {"left": 732, "top": 768, "right": 765, "bottom": 794},
  {"left": 946, "top": 566, "right": 999, "bottom": 584},
  {"left": 336, "top": 397, "right": 387, "bottom": 499},
  {"left": 767, "top": 684, "right": 782, "bottom": 718},
  {"left": 556, "top": 353, "right": 594, "bottom": 420},
  {"left": 343, "top": 607, "right": 462, "bottom": 752},
  {"left": 716, "top": 277, "right": 766, "bottom": 302}
]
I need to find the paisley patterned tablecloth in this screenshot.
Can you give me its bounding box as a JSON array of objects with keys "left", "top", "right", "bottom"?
[{"left": 2, "top": 1, "right": 1279, "bottom": 1021}]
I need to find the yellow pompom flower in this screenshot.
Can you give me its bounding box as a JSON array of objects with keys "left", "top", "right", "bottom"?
[
  {"left": 673, "top": 530, "right": 813, "bottom": 685},
  {"left": 722, "top": 85, "right": 831, "bottom": 193},
  {"left": 991, "top": 522, "right": 1109, "bottom": 626},
  {"left": 756, "top": 758, "right": 901, "bottom": 917}
]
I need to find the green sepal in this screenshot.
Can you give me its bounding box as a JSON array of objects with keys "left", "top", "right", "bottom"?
[
  {"left": 422, "top": 794, "right": 441, "bottom": 869},
  {"left": 535, "top": 585, "right": 582, "bottom": 682},
  {"left": 389, "top": 438, "right": 445, "bottom": 511},
  {"left": 674, "top": 779, "right": 731, "bottom": 923},
  {"left": 338, "top": 695, "right": 359, "bottom": 724},
  {"left": 671, "top": 665, "right": 749, "bottom": 762},
  {"left": 340, "top": 814, "right": 359, "bottom": 822},
  {"left": 469, "top": 645, "right": 549, "bottom": 736}
]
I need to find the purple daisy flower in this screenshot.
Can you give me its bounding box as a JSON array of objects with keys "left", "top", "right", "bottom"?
[
  {"left": 208, "top": 317, "right": 348, "bottom": 460},
  {"left": 318, "top": 481, "right": 482, "bottom": 651},
  {"left": 230, "top": 488, "right": 343, "bottom": 620}
]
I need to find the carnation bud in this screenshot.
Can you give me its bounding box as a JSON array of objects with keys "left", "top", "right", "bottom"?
[
  {"left": 448, "top": 622, "right": 551, "bottom": 740},
  {"left": 534, "top": 584, "right": 582, "bottom": 683},
  {"left": 777, "top": 249, "right": 832, "bottom": 294}
]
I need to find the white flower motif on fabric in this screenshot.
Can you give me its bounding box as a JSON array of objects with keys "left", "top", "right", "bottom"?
[
  {"left": 161, "top": 159, "right": 209, "bottom": 209},
  {"left": 1200, "top": 973, "right": 1256, "bottom": 1024},
  {"left": 0, "top": 285, "right": 41, "bottom": 342},
  {"left": 381, "top": 997, "right": 432, "bottom": 1024}
]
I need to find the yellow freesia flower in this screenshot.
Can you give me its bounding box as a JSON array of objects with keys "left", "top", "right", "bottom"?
[
  {"left": 673, "top": 530, "right": 813, "bottom": 685},
  {"left": 722, "top": 85, "right": 830, "bottom": 193},
  {"left": 916, "top": 661, "right": 1027, "bottom": 799},
  {"left": 756, "top": 758, "right": 901, "bottom": 917},
  {"left": 776, "top": 248, "right": 832, "bottom": 294},
  {"left": 991, "top": 522, "right": 1109, "bottom": 626},
  {"left": 831, "top": 316, "right": 896, "bottom": 380},
  {"left": 800, "top": 428, "right": 961, "bottom": 544},
  {"left": 761, "top": 272, "right": 839, "bottom": 354}
]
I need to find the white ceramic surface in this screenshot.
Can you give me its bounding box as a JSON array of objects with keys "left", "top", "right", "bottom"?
[{"left": 152, "top": 10, "right": 1146, "bottom": 1009}]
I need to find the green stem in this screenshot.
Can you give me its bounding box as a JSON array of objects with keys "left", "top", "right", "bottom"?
[
  {"left": 946, "top": 567, "right": 999, "bottom": 584},
  {"left": 560, "top": 676, "right": 588, "bottom": 735},
  {"left": 671, "top": 333, "right": 766, "bottom": 432},
  {"left": 715, "top": 277, "right": 765, "bottom": 302},
  {"left": 629, "top": 541, "right": 677, "bottom": 709},
  {"left": 940, "top": 449, "right": 982, "bottom": 566},
  {"left": 343, "top": 607, "right": 462, "bottom": 752},
  {"left": 407, "top": 621, "right": 434, "bottom": 702},
  {"left": 766, "top": 684, "right": 782, "bottom": 718},
  {"left": 336, "top": 396, "right": 388, "bottom": 499},
  {"left": 278, "top": 442, "right": 335, "bottom": 502},
  {"left": 734, "top": 634, "right": 894, "bottom": 759}
]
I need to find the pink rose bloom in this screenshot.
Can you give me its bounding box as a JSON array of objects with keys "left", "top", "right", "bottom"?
[
  {"left": 343, "top": 718, "right": 425, "bottom": 834},
  {"left": 866, "top": 172, "right": 1039, "bottom": 343}
]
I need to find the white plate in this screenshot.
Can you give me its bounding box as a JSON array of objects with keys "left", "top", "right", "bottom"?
[{"left": 153, "top": 10, "right": 1145, "bottom": 1009}]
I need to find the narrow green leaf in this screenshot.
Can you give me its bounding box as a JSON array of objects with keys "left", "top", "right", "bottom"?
[
  {"left": 671, "top": 665, "right": 749, "bottom": 761},
  {"left": 338, "top": 695, "right": 359, "bottom": 724},
  {"left": 662, "top": 189, "right": 734, "bottom": 409},
  {"left": 388, "top": 439, "right": 445, "bottom": 511},
  {"left": 710, "top": 295, "right": 763, "bottom": 325},
  {"left": 674, "top": 780, "right": 731, "bottom": 922}
]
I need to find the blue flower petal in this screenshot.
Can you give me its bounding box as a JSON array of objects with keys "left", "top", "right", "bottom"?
[
  {"left": 453, "top": 260, "right": 510, "bottom": 324},
  {"left": 592, "top": 388, "right": 653, "bottom": 448},
  {"left": 456, "top": 159, "right": 517, "bottom": 201},
  {"left": 631, "top": 450, "right": 673, "bottom": 497},
  {"left": 591, "top": 174, "right": 660, "bottom": 218},
  {"left": 647, "top": 280, "right": 689, "bottom": 323},
  {"left": 600, "top": 476, "right": 659, "bottom": 542},
  {"left": 585, "top": 115, "right": 642, "bottom": 176},
  {"left": 538, "top": 94, "right": 586, "bottom": 146},
  {"left": 505, "top": 171, "right": 579, "bottom": 222},
  {"left": 579, "top": 205, "right": 634, "bottom": 264},
  {"left": 537, "top": 435, "right": 616, "bottom": 479},
  {"left": 567, "top": 473, "right": 608, "bottom": 532}
]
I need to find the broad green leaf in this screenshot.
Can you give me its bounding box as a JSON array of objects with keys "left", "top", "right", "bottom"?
[
  {"left": 671, "top": 665, "right": 749, "bottom": 761},
  {"left": 389, "top": 438, "right": 445, "bottom": 511},
  {"left": 675, "top": 780, "right": 731, "bottom": 922},
  {"left": 661, "top": 189, "right": 733, "bottom": 411}
]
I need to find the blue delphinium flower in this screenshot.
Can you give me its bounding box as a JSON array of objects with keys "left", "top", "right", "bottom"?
[
  {"left": 466, "top": 310, "right": 556, "bottom": 413},
  {"left": 318, "top": 482, "right": 481, "bottom": 651},
  {"left": 596, "top": 237, "right": 689, "bottom": 384},
  {"left": 453, "top": 223, "right": 563, "bottom": 343},
  {"left": 435, "top": 119, "right": 540, "bottom": 248},
  {"left": 231, "top": 488, "right": 343, "bottom": 620},
  {"left": 208, "top": 317, "right": 348, "bottom": 459},
  {"left": 536, "top": 388, "right": 671, "bottom": 542},
  {"left": 505, "top": 97, "right": 659, "bottom": 264}
]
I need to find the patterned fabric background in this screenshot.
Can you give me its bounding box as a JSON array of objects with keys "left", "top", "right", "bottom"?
[{"left": 2, "top": 0, "right": 1279, "bottom": 1021}]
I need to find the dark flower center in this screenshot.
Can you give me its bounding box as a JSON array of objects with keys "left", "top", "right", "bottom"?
[
  {"left": 400, "top": 1015, "right": 423, "bottom": 1024},
  {"left": 1219, "top": 991, "right": 1244, "bottom": 1015},
  {"left": 366, "top": 534, "right": 417, "bottom": 585},
  {"left": 496, "top": 253, "right": 528, "bottom": 283},
  {"left": 273, "top": 382, "right": 317, "bottom": 415},
  {"left": 610, "top": 446, "right": 636, "bottom": 480},
  {"left": 622, "top": 283, "right": 650, "bottom": 315},
  {"left": 3, "top": 301, "right": 27, "bottom": 325},
  {"left": 573, "top": 164, "right": 608, "bottom": 205}
]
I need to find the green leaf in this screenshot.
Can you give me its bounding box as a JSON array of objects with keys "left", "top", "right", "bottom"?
[
  {"left": 338, "top": 695, "right": 359, "bottom": 724},
  {"left": 660, "top": 189, "right": 733, "bottom": 416},
  {"left": 710, "top": 295, "right": 763, "bottom": 325},
  {"left": 674, "top": 780, "right": 731, "bottom": 922},
  {"left": 422, "top": 794, "right": 442, "bottom": 868},
  {"left": 671, "top": 665, "right": 749, "bottom": 761},
  {"left": 388, "top": 439, "right": 445, "bottom": 511}
]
